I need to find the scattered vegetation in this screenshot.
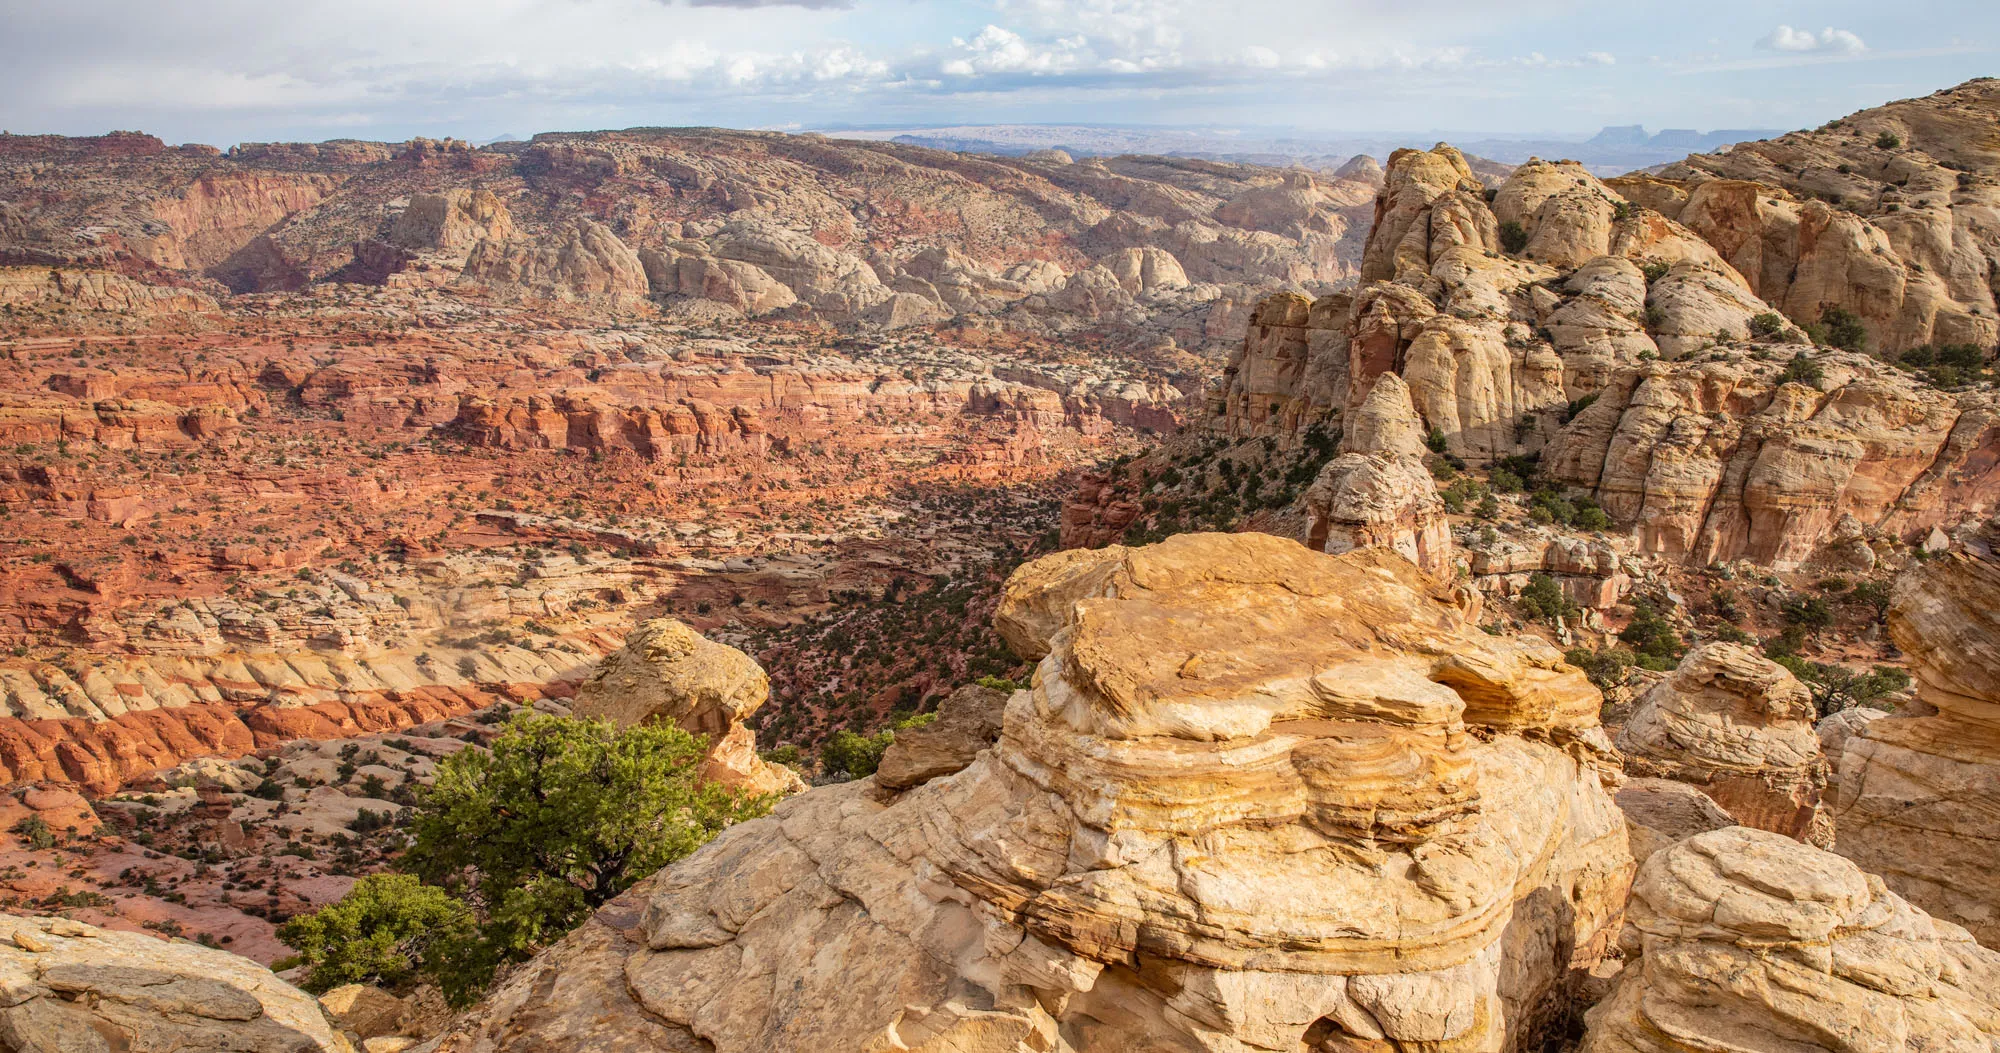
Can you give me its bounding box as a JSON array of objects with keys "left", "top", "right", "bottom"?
[
  {"left": 1895, "top": 343, "right": 1995, "bottom": 388},
  {"left": 1617, "top": 601, "right": 1686, "bottom": 671},
  {"left": 1566, "top": 647, "right": 1635, "bottom": 691},
  {"left": 1517, "top": 573, "right": 1579, "bottom": 625},
  {"left": 1779, "top": 353, "right": 1825, "bottom": 385}
]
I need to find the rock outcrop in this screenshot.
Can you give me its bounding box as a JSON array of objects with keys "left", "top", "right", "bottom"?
[
  {"left": 0, "top": 913, "right": 355, "bottom": 1052},
  {"left": 1184, "top": 85, "right": 2000, "bottom": 576},
  {"left": 0, "top": 266, "right": 217, "bottom": 314},
  {"left": 1831, "top": 531, "right": 2000, "bottom": 945},
  {"left": 388, "top": 189, "right": 514, "bottom": 253},
  {"left": 1651, "top": 78, "right": 2000, "bottom": 354},
  {"left": 1616, "top": 643, "right": 1831, "bottom": 844},
  {"left": 1302, "top": 373, "right": 1455, "bottom": 580},
  {"left": 460, "top": 218, "right": 649, "bottom": 303},
  {"left": 872, "top": 681, "right": 1008, "bottom": 791},
  {"left": 571, "top": 618, "right": 805, "bottom": 797},
  {"left": 438, "top": 534, "right": 1632, "bottom": 1053},
  {"left": 1580, "top": 826, "right": 2000, "bottom": 1053}
]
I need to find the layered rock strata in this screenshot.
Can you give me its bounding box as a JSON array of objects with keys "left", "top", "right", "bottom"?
[
  {"left": 1542, "top": 355, "right": 2000, "bottom": 569},
  {"left": 1580, "top": 826, "right": 2000, "bottom": 1053},
  {"left": 437, "top": 533, "right": 1632, "bottom": 1053},
  {"left": 1616, "top": 643, "right": 1831, "bottom": 844},
  {"left": 1831, "top": 530, "right": 2000, "bottom": 945}
]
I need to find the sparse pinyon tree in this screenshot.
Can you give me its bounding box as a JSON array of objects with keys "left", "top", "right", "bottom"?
[{"left": 287, "top": 713, "right": 769, "bottom": 1007}]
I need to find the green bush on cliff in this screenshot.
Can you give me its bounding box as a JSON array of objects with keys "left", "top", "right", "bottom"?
[
  {"left": 278, "top": 874, "right": 474, "bottom": 994},
  {"left": 397, "top": 713, "right": 771, "bottom": 1006}
]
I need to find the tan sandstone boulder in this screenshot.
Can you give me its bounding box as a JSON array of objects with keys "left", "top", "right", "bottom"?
[
  {"left": 434, "top": 534, "right": 1632, "bottom": 1053},
  {"left": 1615, "top": 642, "right": 1831, "bottom": 844},
  {"left": 1833, "top": 534, "right": 2000, "bottom": 945},
  {"left": 318, "top": 984, "right": 406, "bottom": 1040},
  {"left": 873, "top": 682, "right": 1009, "bottom": 791},
  {"left": 1580, "top": 826, "right": 2000, "bottom": 1053},
  {"left": 0, "top": 914, "right": 354, "bottom": 1052},
  {"left": 571, "top": 618, "right": 804, "bottom": 797}
]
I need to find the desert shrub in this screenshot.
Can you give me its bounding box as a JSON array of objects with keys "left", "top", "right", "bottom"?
[
  {"left": 1846, "top": 580, "right": 1892, "bottom": 620},
  {"left": 1748, "top": 312, "right": 1788, "bottom": 338},
  {"left": 1805, "top": 307, "right": 1867, "bottom": 353},
  {"left": 1779, "top": 353, "right": 1825, "bottom": 385},
  {"left": 1518, "top": 573, "right": 1579, "bottom": 624},
  {"left": 1499, "top": 221, "right": 1529, "bottom": 254},
  {"left": 1773, "top": 658, "right": 1911, "bottom": 717},
  {"left": 820, "top": 728, "right": 893, "bottom": 778},
  {"left": 1439, "top": 478, "right": 1487, "bottom": 514},
  {"left": 1565, "top": 647, "right": 1635, "bottom": 691},
  {"left": 1563, "top": 393, "right": 1599, "bottom": 423},
  {"left": 1875, "top": 132, "right": 1901, "bottom": 149},
  {"left": 278, "top": 875, "right": 474, "bottom": 994},
  {"left": 1619, "top": 602, "right": 1685, "bottom": 670},
  {"left": 1897, "top": 343, "right": 1994, "bottom": 388},
  {"left": 1781, "top": 595, "right": 1835, "bottom": 634},
  {"left": 10, "top": 816, "right": 54, "bottom": 850}
]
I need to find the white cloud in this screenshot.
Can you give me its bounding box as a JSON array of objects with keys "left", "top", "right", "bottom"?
[
  {"left": 942, "top": 24, "right": 1093, "bottom": 76},
  {"left": 1757, "top": 26, "right": 1866, "bottom": 55},
  {"left": 1241, "top": 45, "right": 1280, "bottom": 69},
  {"left": 1584, "top": 51, "right": 1616, "bottom": 66}
]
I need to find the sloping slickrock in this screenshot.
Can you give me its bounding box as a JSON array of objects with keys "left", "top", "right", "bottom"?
[
  {"left": 570, "top": 618, "right": 804, "bottom": 797},
  {"left": 1615, "top": 643, "right": 1831, "bottom": 844},
  {"left": 1579, "top": 826, "right": 2000, "bottom": 1053},
  {"left": 0, "top": 914, "right": 354, "bottom": 1052},
  {"left": 436, "top": 534, "right": 1632, "bottom": 1053},
  {"left": 1832, "top": 534, "right": 2000, "bottom": 945}
]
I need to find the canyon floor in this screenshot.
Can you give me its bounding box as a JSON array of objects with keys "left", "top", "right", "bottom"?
[{"left": 0, "top": 284, "right": 1160, "bottom": 955}]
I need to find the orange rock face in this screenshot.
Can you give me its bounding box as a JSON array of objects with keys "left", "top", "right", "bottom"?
[{"left": 0, "top": 687, "right": 524, "bottom": 794}]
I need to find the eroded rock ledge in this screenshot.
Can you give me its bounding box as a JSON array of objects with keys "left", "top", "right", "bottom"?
[{"left": 437, "top": 533, "right": 1633, "bottom": 1052}]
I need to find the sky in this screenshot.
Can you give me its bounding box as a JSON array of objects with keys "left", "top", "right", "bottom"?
[{"left": 0, "top": 0, "right": 1994, "bottom": 147}]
